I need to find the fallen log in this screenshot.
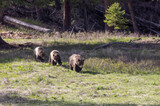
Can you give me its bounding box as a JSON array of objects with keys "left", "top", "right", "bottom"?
[
  {"left": 125, "top": 13, "right": 160, "bottom": 29},
  {"left": 3, "top": 16, "right": 52, "bottom": 33},
  {"left": 93, "top": 42, "right": 132, "bottom": 50},
  {"left": 147, "top": 28, "right": 160, "bottom": 35},
  {"left": 94, "top": 41, "right": 160, "bottom": 50}
]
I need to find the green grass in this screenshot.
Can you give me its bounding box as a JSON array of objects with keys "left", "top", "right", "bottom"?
[{"left": 0, "top": 32, "right": 160, "bottom": 105}]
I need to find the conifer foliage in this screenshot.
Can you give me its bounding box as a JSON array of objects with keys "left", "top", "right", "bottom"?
[{"left": 104, "top": 2, "right": 128, "bottom": 30}]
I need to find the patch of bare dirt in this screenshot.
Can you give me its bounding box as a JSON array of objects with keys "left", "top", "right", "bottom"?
[
  {"left": 0, "top": 31, "right": 39, "bottom": 39},
  {"left": 13, "top": 42, "right": 40, "bottom": 48},
  {"left": 0, "top": 31, "right": 41, "bottom": 50},
  {"left": 0, "top": 42, "right": 40, "bottom": 50}
]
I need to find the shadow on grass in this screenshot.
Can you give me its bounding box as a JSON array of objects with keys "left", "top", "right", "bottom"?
[
  {"left": 0, "top": 41, "right": 160, "bottom": 63},
  {"left": 0, "top": 94, "right": 138, "bottom": 106},
  {"left": 92, "top": 42, "right": 160, "bottom": 63},
  {"left": 81, "top": 70, "right": 101, "bottom": 75},
  {"left": 1, "top": 41, "right": 160, "bottom": 75},
  {"left": 0, "top": 42, "right": 105, "bottom": 63},
  {"left": 43, "top": 41, "right": 160, "bottom": 66},
  {"left": 1, "top": 40, "right": 160, "bottom": 62},
  {"left": 61, "top": 64, "right": 69, "bottom": 70}
]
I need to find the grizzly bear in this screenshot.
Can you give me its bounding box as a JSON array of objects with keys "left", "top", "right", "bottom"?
[
  {"left": 34, "top": 47, "right": 45, "bottom": 62},
  {"left": 69, "top": 54, "right": 84, "bottom": 72},
  {"left": 49, "top": 50, "right": 62, "bottom": 66}
]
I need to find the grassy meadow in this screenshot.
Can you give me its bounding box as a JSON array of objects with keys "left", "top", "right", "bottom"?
[{"left": 0, "top": 31, "right": 160, "bottom": 105}]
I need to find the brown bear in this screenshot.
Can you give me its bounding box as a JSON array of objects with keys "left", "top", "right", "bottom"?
[
  {"left": 34, "top": 47, "right": 45, "bottom": 62},
  {"left": 69, "top": 54, "right": 84, "bottom": 72},
  {"left": 49, "top": 50, "right": 62, "bottom": 66}
]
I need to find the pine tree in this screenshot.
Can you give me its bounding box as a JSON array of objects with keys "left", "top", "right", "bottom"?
[
  {"left": 104, "top": 0, "right": 112, "bottom": 31},
  {"left": 104, "top": 2, "right": 128, "bottom": 30}
]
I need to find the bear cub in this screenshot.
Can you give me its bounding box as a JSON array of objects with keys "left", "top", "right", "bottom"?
[
  {"left": 69, "top": 54, "right": 84, "bottom": 72},
  {"left": 34, "top": 47, "right": 45, "bottom": 62},
  {"left": 49, "top": 50, "right": 62, "bottom": 66}
]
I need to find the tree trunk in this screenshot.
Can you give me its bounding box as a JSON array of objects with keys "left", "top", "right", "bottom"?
[
  {"left": 0, "top": 36, "right": 7, "bottom": 45},
  {"left": 63, "top": 0, "right": 71, "bottom": 31},
  {"left": 0, "top": 36, "right": 16, "bottom": 49},
  {"left": 55, "top": 0, "right": 61, "bottom": 10},
  {"left": 0, "top": 8, "right": 9, "bottom": 48},
  {"left": 127, "top": 0, "right": 139, "bottom": 33},
  {"left": 84, "top": 8, "right": 88, "bottom": 32},
  {"left": 35, "top": 6, "right": 40, "bottom": 20},
  {"left": 0, "top": 7, "right": 4, "bottom": 23},
  {"left": 83, "top": 0, "right": 88, "bottom": 32},
  {"left": 104, "top": 0, "right": 112, "bottom": 32},
  {"left": 0, "top": 8, "right": 8, "bottom": 48}
]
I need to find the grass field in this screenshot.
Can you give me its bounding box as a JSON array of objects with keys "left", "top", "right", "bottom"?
[{"left": 0, "top": 32, "right": 160, "bottom": 105}]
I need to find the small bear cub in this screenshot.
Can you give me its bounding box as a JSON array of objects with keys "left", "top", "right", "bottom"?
[
  {"left": 69, "top": 54, "right": 84, "bottom": 72},
  {"left": 49, "top": 50, "right": 62, "bottom": 66},
  {"left": 34, "top": 47, "right": 45, "bottom": 62}
]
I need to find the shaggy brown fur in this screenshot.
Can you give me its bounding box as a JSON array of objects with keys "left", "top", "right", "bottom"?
[
  {"left": 69, "top": 54, "right": 84, "bottom": 72},
  {"left": 48, "top": 50, "right": 62, "bottom": 66},
  {"left": 34, "top": 47, "right": 45, "bottom": 62}
]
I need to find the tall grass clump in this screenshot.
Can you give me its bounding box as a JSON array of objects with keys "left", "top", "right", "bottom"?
[
  {"left": 84, "top": 47, "right": 160, "bottom": 75},
  {"left": 84, "top": 58, "right": 160, "bottom": 74}
]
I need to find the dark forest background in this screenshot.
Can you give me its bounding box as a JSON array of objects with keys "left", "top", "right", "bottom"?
[{"left": 0, "top": 0, "right": 160, "bottom": 35}]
